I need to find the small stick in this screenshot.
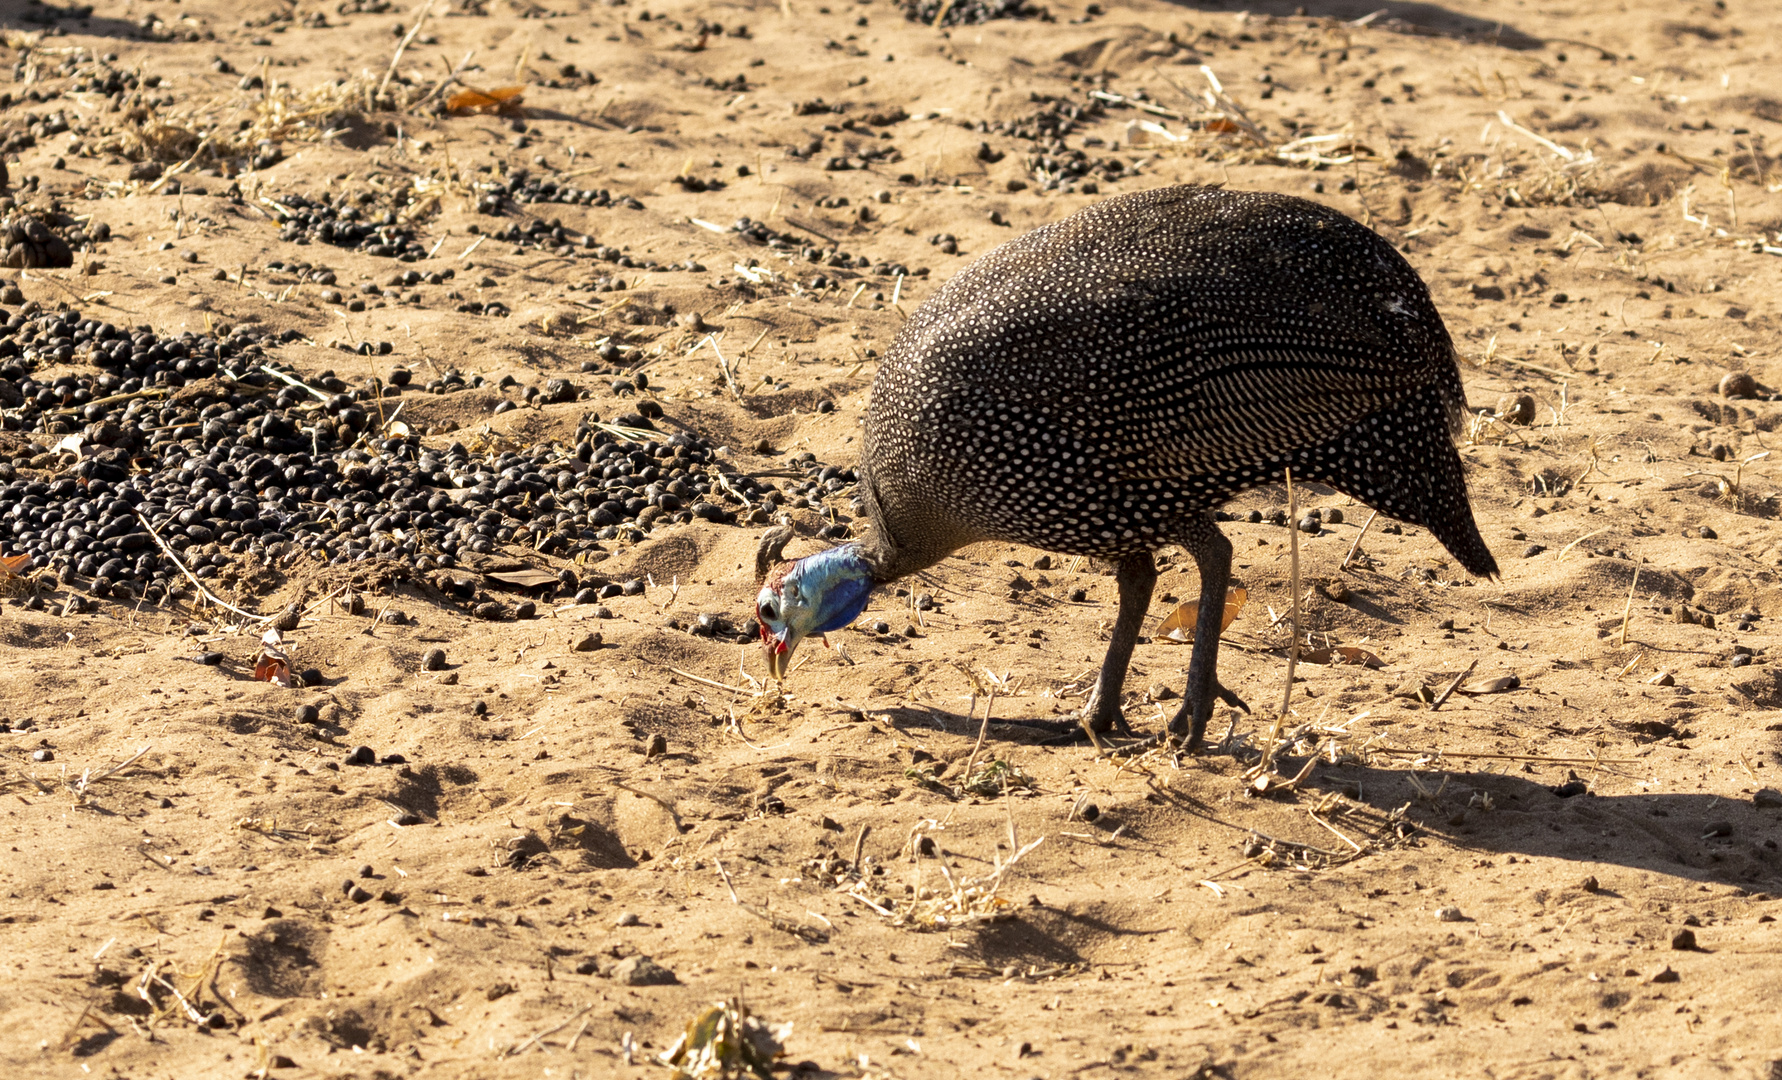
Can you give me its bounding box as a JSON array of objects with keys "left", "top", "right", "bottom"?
[
  {"left": 959, "top": 683, "right": 999, "bottom": 788},
  {"left": 1279, "top": 468, "right": 1301, "bottom": 719},
  {"left": 1429, "top": 658, "right": 1478, "bottom": 711},
  {"left": 501, "top": 1002, "right": 595, "bottom": 1059},
  {"left": 132, "top": 512, "right": 278, "bottom": 623},
  {"left": 667, "top": 666, "right": 755, "bottom": 696},
  {"left": 1373, "top": 748, "right": 1637, "bottom": 765},
  {"left": 258, "top": 364, "right": 330, "bottom": 402},
  {"left": 378, "top": 0, "right": 436, "bottom": 103},
  {"left": 1339, "top": 509, "right": 1377, "bottom": 571},
  {"left": 1616, "top": 567, "right": 1639, "bottom": 648},
  {"left": 845, "top": 282, "right": 869, "bottom": 309},
  {"left": 850, "top": 824, "right": 870, "bottom": 870},
  {"left": 1556, "top": 526, "right": 1610, "bottom": 561},
  {"left": 84, "top": 744, "right": 153, "bottom": 787}
]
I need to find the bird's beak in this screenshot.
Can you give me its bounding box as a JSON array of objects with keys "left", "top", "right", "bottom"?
[{"left": 762, "top": 629, "right": 800, "bottom": 681}]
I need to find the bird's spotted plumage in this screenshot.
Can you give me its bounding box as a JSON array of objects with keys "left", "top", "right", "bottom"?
[{"left": 763, "top": 185, "right": 1496, "bottom": 744}]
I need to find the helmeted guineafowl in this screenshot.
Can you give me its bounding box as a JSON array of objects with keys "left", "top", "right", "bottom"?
[{"left": 754, "top": 185, "right": 1498, "bottom": 749}]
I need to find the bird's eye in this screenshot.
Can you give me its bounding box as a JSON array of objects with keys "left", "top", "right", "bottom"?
[{"left": 759, "top": 601, "right": 779, "bottom": 622}]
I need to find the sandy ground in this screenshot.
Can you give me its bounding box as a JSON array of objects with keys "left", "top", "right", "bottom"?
[{"left": 2, "top": 0, "right": 1782, "bottom": 1075}]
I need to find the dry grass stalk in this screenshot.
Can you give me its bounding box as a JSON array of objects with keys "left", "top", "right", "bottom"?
[{"left": 828, "top": 828, "right": 1045, "bottom": 931}]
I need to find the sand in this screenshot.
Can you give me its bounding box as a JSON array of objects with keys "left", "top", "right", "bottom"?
[{"left": 1, "top": 0, "right": 1781, "bottom": 1075}]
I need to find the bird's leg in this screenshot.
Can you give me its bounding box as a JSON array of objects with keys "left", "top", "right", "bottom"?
[
  {"left": 1080, "top": 551, "right": 1157, "bottom": 740},
  {"left": 1168, "top": 516, "right": 1249, "bottom": 751}
]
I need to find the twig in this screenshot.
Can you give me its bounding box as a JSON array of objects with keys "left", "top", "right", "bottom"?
[
  {"left": 851, "top": 824, "right": 870, "bottom": 870},
  {"left": 501, "top": 1003, "right": 595, "bottom": 1059},
  {"left": 959, "top": 684, "right": 999, "bottom": 789},
  {"left": 1372, "top": 748, "right": 1637, "bottom": 765},
  {"left": 668, "top": 666, "right": 755, "bottom": 696},
  {"left": 132, "top": 512, "right": 278, "bottom": 623},
  {"left": 1340, "top": 509, "right": 1377, "bottom": 571},
  {"left": 1428, "top": 659, "right": 1478, "bottom": 711},
  {"left": 378, "top": 0, "right": 436, "bottom": 103},
  {"left": 1556, "top": 526, "right": 1610, "bottom": 560},
  {"left": 1496, "top": 110, "right": 1576, "bottom": 162},
  {"left": 1617, "top": 568, "right": 1639, "bottom": 648},
  {"left": 258, "top": 365, "right": 329, "bottom": 402},
  {"left": 79, "top": 744, "right": 153, "bottom": 791},
  {"left": 1280, "top": 468, "right": 1301, "bottom": 719}
]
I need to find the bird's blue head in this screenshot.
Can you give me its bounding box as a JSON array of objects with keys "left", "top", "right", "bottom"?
[{"left": 755, "top": 544, "right": 874, "bottom": 679}]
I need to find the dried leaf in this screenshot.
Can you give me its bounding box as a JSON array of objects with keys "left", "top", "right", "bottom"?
[
  {"left": 1155, "top": 587, "right": 1248, "bottom": 644},
  {"left": 1458, "top": 675, "right": 1521, "bottom": 695},
  {"left": 254, "top": 654, "right": 292, "bottom": 687},
  {"left": 658, "top": 1000, "right": 789, "bottom": 1079},
  {"left": 1299, "top": 646, "right": 1386, "bottom": 669},
  {"left": 486, "top": 568, "right": 560, "bottom": 589},
  {"left": 447, "top": 85, "right": 526, "bottom": 117},
  {"left": 0, "top": 553, "right": 32, "bottom": 578},
  {"left": 1204, "top": 118, "right": 1242, "bottom": 134}
]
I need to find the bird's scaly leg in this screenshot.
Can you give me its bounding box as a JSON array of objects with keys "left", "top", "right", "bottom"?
[
  {"left": 1168, "top": 516, "right": 1249, "bottom": 751},
  {"left": 1080, "top": 551, "right": 1157, "bottom": 741}
]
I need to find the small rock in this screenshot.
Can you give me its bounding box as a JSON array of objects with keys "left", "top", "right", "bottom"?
[
  {"left": 197, "top": 651, "right": 225, "bottom": 666},
  {"left": 1649, "top": 966, "right": 1680, "bottom": 983},
  {"left": 1078, "top": 803, "right": 1100, "bottom": 823},
  {"left": 30, "top": 749, "right": 54, "bottom": 763},
  {"left": 345, "top": 745, "right": 376, "bottom": 766},
  {"left": 1720, "top": 371, "right": 1759, "bottom": 399},
  {"left": 1702, "top": 820, "right": 1733, "bottom": 838},
  {"left": 1670, "top": 928, "right": 1699, "bottom": 951},
  {"left": 1698, "top": 525, "right": 1718, "bottom": 540},
  {"left": 1031, "top": 554, "right": 1053, "bottom": 570},
  {"left": 615, "top": 912, "right": 642, "bottom": 927},
  {"left": 645, "top": 733, "right": 668, "bottom": 759},
  {"left": 1753, "top": 788, "right": 1782, "bottom": 809},
  {"left": 1435, "top": 906, "right": 1466, "bottom": 922},
  {"left": 611, "top": 955, "right": 677, "bottom": 986},
  {"left": 473, "top": 601, "right": 507, "bottom": 621},
  {"left": 1148, "top": 683, "right": 1178, "bottom": 701},
  {"left": 347, "top": 885, "right": 373, "bottom": 904},
  {"left": 1296, "top": 514, "right": 1322, "bottom": 534},
  {"left": 421, "top": 647, "right": 447, "bottom": 671},
  {"left": 296, "top": 703, "right": 320, "bottom": 725},
  {"left": 574, "top": 960, "right": 599, "bottom": 976},
  {"left": 1579, "top": 875, "right": 1600, "bottom": 893},
  {"left": 573, "top": 632, "right": 603, "bottom": 652}
]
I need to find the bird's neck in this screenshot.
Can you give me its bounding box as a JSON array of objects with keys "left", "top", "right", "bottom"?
[{"left": 851, "top": 466, "right": 966, "bottom": 584}]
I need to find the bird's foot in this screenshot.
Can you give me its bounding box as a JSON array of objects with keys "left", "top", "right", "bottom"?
[
  {"left": 1166, "top": 680, "right": 1250, "bottom": 752},
  {"left": 1079, "top": 686, "right": 1135, "bottom": 743}
]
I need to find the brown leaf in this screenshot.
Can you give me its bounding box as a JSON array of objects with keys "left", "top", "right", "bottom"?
[
  {"left": 1299, "top": 646, "right": 1386, "bottom": 668},
  {"left": 0, "top": 553, "right": 32, "bottom": 578},
  {"left": 254, "top": 654, "right": 292, "bottom": 687},
  {"left": 447, "top": 85, "right": 526, "bottom": 117},
  {"left": 1155, "top": 587, "right": 1247, "bottom": 644},
  {"left": 1458, "top": 675, "right": 1522, "bottom": 694},
  {"left": 486, "top": 568, "right": 560, "bottom": 589}
]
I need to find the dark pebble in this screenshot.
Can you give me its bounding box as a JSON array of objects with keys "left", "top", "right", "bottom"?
[
  {"left": 1699, "top": 525, "right": 1718, "bottom": 540},
  {"left": 422, "top": 648, "right": 447, "bottom": 671},
  {"left": 296, "top": 703, "right": 320, "bottom": 724},
  {"left": 1671, "top": 928, "right": 1699, "bottom": 951},
  {"left": 1069, "top": 588, "right": 1088, "bottom": 602},
  {"left": 198, "top": 651, "right": 225, "bottom": 666},
  {"left": 346, "top": 745, "right": 376, "bottom": 765},
  {"left": 31, "top": 749, "right": 53, "bottom": 762}
]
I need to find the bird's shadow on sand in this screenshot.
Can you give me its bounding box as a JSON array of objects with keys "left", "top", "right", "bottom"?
[
  {"left": 874, "top": 704, "right": 1781, "bottom": 893},
  {"left": 1193, "top": 756, "right": 1782, "bottom": 894},
  {"left": 1162, "top": 0, "right": 1546, "bottom": 52}
]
